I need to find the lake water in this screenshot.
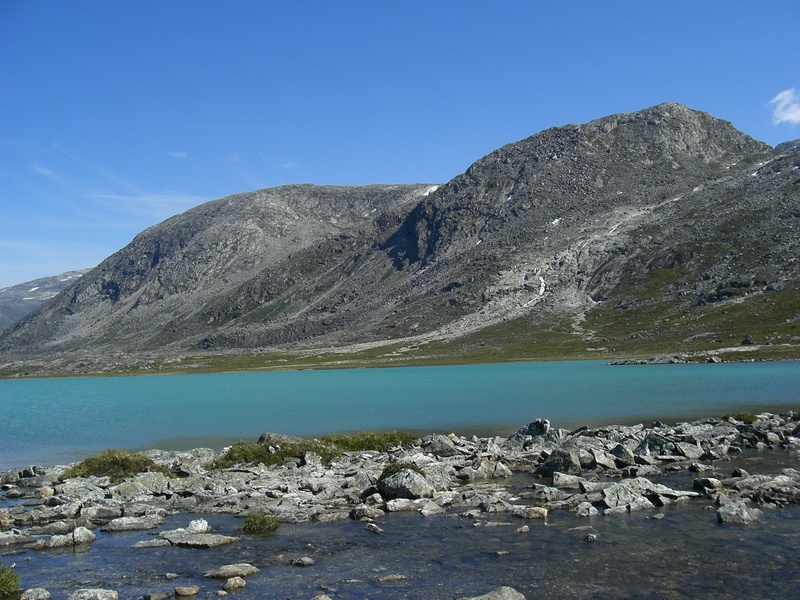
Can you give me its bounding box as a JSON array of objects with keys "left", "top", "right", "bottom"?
[{"left": 2, "top": 360, "right": 799, "bottom": 470}]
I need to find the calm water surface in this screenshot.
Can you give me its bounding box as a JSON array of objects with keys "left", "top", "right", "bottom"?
[{"left": 2, "top": 360, "right": 799, "bottom": 469}]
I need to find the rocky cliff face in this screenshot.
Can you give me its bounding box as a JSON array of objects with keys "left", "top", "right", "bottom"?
[{"left": 2, "top": 103, "right": 799, "bottom": 367}]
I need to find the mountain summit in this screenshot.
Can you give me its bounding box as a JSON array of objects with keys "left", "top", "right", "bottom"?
[{"left": 2, "top": 103, "right": 799, "bottom": 374}]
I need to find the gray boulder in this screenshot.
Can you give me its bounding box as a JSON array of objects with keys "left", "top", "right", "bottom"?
[
  {"left": 102, "top": 514, "right": 164, "bottom": 531},
  {"left": 67, "top": 591, "right": 118, "bottom": 600},
  {"left": 460, "top": 587, "right": 527, "bottom": 600},
  {"left": 20, "top": 590, "right": 51, "bottom": 600},
  {"left": 204, "top": 563, "right": 259, "bottom": 578},
  {"left": 717, "top": 500, "right": 762, "bottom": 524},
  {"left": 377, "top": 469, "right": 434, "bottom": 500},
  {"left": 536, "top": 448, "right": 582, "bottom": 477}
]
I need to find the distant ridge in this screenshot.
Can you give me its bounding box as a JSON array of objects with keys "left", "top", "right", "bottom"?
[{"left": 0, "top": 270, "right": 89, "bottom": 333}]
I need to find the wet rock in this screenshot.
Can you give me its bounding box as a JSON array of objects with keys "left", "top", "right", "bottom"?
[
  {"left": 46, "top": 526, "right": 96, "bottom": 548},
  {"left": 67, "top": 591, "right": 118, "bottom": 600},
  {"left": 574, "top": 501, "right": 599, "bottom": 517},
  {"left": 102, "top": 514, "right": 164, "bottom": 531},
  {"left": 161, "top": 530, "right": 239, "bottom": 548},
  {"left": 602, "top": 477, "right": 698, "bottom": 509},
  {"left": 693, "top": 477, "right": 723, "bottom": 492},
  {"left": 223, "top": 577, "right": 246, "bottom": 590},
  {"left": 291, "top": 556, "right": 315, "bottom": 567},
  {"left": 131, "top": 538, "right": 170, "bottom": 548},
  {"left": 204, "top": 563, "right": 259, "bottom": 578},
  {"left": 511, "top": 505, "right": 548, "bottom": 519},
  {"left": 364, "top": 522, "right": 384, "bottom": 534},
  {"left": 21, "top": 590, "right": 51, "bottom": 600},
  {"left": 349, "top": 504, "right": 385, "bottom": 520},
  {"left": 459, "top": 586, "right": 527, "bottom": 600},
  {"left": 717, "top": 500, "right": 762, "bottom": 524},
  {"left": 173, "top": 587, "right": 199, "bottom": 597}
]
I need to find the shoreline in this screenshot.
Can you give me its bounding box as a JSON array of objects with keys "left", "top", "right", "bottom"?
[{"left": 2, "top": 410, "right": 800, "bottom": 597}]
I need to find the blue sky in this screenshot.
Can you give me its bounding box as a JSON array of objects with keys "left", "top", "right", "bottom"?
[{"left": 1, "top": 1, "right": 798, "bottom": 288}]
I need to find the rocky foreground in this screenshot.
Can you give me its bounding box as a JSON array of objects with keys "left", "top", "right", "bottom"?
[{"left": 2, "top": 412, "right": 800, "bottom": 598}]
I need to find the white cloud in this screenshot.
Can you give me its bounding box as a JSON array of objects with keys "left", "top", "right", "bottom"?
[
  {"left": 31, "top": 163, "right": 55, "bottom": 177},
  {"left": 166, "top": 150, "right": 187, "bottom": 159},
  {"left": 770, "top": 88, "right": 800, "bottom": 126}
]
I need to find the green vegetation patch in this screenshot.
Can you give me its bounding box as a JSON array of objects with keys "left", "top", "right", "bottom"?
[
  {"left": 722, "top": 412, "right": 759, "bottom": 424},
  {"left": 0, "top": 564, "right": 20, "bottom": 597},
  {"left": 242, "top": 513, "right": 279, "bottom": 534},
  {"left": 209, "top": 431, "right": 415, "bottom": 470},
  {"left": 379, "top": 462, "right": 424, "bottom": 481},
  {"left": 320, "top": 431, "right": 416, "bottom": 453},
  {"left": 61, "top": 449, "right": 173, "bottom": 482}
]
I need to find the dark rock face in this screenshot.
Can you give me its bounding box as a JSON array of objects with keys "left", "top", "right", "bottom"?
[{"left": 1, "top": 104, "right": 798, "bottom": 368}]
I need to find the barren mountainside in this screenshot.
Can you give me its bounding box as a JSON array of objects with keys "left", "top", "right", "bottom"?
[{"left": 2, "top": 103, "right": 799, "bottom": 374}]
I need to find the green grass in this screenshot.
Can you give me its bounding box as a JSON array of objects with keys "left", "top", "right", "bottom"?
[
  {"left": 379, "top": 462, "right": 424, "bottom": 481},
  {"left": 722, "top": 412, "right": 759, "bottom": 424},
  {"left": 60, "top": 449, "right": 174, "bottom": 482},
  {"left": 0, "top": 564, "right": 19, "bottom": 597},
  {"left": 241, "top": 513, "right": 279, "bottom": 534},
  {"left": 208, "top": 431, "right": 416, "bottom": 470}
]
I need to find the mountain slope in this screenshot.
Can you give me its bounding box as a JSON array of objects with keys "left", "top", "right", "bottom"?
[
  {"left": 0, "top": 270, "right": 89, "bottom": 333},
  {"left": 1, "top": 103, "right": 799, "bottom": 374}
]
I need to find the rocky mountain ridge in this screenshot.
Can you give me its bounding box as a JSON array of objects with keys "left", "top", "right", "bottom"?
[
  {"left": 0, "top": 270, "right": 89, "bottom": 333},
  {"left": 1, "top": 103, "right": 799, "bottom": 375}
]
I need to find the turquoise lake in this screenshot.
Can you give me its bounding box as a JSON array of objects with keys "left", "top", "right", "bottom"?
[{"left": 2, "top": 360, "right": 799, "bottom": 470}]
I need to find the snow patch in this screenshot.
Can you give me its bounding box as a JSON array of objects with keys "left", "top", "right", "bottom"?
[
  {"left": 29, "top": 287, "right": 39, "bottom": 292},
  {"left": 475, "top": 239, "right": 482, "bottom": 245},
  {"left": 422, "top": 186, "right": 439, "bottom": 196},
  {"left": 538, "top": 277, "right": 546, "bottom": 295},
  {"left": 551, "top": 218, "right": 561, "bottom": 225}
]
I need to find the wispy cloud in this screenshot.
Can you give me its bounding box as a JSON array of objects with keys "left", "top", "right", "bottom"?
[
  {"left": 31, "top": 163, "right": 55, "bottom": 177},
  {"left": 93, "top": 191, "right": 207, "bottom": 222},
  {"left": 166, "top": 150, "right": 188, "bottom": 159},
  {"left": 770, "top": 88, "right": 800, "bottom": 126}
]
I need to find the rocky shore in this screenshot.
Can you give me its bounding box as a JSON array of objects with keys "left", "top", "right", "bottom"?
[{"left": 2, "top": 411, "right": 800, "bottom": 598}]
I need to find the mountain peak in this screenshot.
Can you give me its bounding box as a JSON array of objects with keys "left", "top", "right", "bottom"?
[{"left": 2, "top": 104, "right": 798, "bottom": 374}]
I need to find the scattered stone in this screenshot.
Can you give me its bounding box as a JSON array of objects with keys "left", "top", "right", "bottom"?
[
  {"left": 132, "top": 538, "right": 170, "bottom": 548},
  {"left": 204, "top": 563, "right": 259, "bottom": 578},
  {"left": 67, "top": 591, "right": 118, "bottom": 600},
  {"left": 223, "top": 577, "right": 246, "bottom": 591},
  {"left": 377, "top": 574, "right": 407, "bottom": 583},
  {"left": 46, "top": 526, "right": 96, "bottom": 548},
  {"left": 21, "top": 589, "right": 51, "bottom": 600},
  {"left": 459, "top": 586, "right": 526, "bottom": 600},
  {"left": 173, "top": 587, "right": 199, "bottom": 597},
  {"left": 291, "top": 556, "right": 315, "bottom": 567},
  {"left": 102, "top": 514, "right": 164, "bottom": 532},
  {"left": 511, "top": 505, "right": 548, "bottom": 519},
  {"left": 364, "top": 522, "right": 384, "bottom": 534},
  {"left": 162, "top": 531, "right": 239, "bottom": 548},
  {"left": 717, "top": 501, "right": 763, "bottom": 524}
]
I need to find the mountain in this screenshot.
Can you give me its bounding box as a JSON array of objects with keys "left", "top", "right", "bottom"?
[
  {"left": 0, "top": 270, "right": 89, "bottom": 333},
  {"left": 2, "top": 103, "right": 799, "bottom": 375}
]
